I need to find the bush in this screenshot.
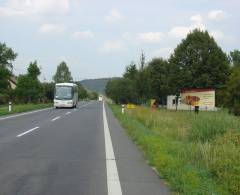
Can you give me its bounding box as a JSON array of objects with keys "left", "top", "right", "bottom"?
[
  {"left": 207, "top": 132, "right": 240, "bottom": 194},
  {"left": 0, "top": 93, "right": 9, "bottom": 104},
  {"left": 225, "top": 67, "right": 240, "bottom": 116},
  {"left": 231, "top": 101, "right": 240, "bottom": 116}
]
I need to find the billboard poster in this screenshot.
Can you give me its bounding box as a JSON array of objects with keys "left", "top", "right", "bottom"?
[{"left": 180, "top": 89, "right": 215, "bottom": 107}]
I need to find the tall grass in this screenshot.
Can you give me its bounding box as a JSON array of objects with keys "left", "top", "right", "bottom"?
[{"left": 111, "top": 105, "right": 240, "bottom": 194}]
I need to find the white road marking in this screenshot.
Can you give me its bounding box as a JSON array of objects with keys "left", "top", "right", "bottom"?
[
  {"left": 65, "top": 112, "right": 71, "bottom": 115},
  {"left": 103, "top": 102, "right": 123, "bottom": 195},
  {"left": 17, "top": 126, "right": 39, "bottom": 137},
  {"left": 0, "top": 107, "right": 53, "bottom": 121},
  {"left": 51, "top": 116, "right": 61, "bottom": 121}
]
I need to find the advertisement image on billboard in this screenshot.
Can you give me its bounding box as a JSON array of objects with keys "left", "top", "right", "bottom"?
[{"left": 180, "top": 89, "right": 215, "bottom": 110}]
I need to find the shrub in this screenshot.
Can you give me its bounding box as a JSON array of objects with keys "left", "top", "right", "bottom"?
[
  {"left": 231, "top": 101, "right": 240, "bottom": 116},
  {"left": 0, "top": 93, "right": 9, "bottom": 104},
  {"left": 209, "top": 131, "right": 240, "bottom": 194}
]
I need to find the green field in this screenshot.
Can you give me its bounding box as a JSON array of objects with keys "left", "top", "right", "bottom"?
[
  {"left": 110, "top": 104, "right": 240, "bottom": 195},
  {"left": 0, "top": 103, "right": 53, "bottom": 116}
]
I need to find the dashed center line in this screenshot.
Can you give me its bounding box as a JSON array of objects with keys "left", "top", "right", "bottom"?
[
  {"left": 17, "top": 126, "right": 39, "bottom": 137},
  {"left": 51, "top": 116, "right": 61, "bottom": 121},
  {"left": 15, "top": 102, "right": 93, "bottom": 138}
]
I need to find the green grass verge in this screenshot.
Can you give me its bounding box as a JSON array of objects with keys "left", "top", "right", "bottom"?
[
  {"left": 0, "top": 103, "right": 53, "bottom": 116},
  {"left": 110, "top": 104, "right": 240, "bottom": 195}
]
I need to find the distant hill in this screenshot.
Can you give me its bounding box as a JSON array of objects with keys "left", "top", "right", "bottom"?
[{"left": 80, "top": 78, "right": 119, "bottom": 94}]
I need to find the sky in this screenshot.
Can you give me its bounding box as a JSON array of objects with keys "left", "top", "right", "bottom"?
[{"left": 0, "top": 0, "right": 239, "bottom": 81}]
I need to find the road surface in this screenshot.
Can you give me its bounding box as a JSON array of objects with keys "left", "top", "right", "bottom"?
[{"left": 0, "top": 101, "right": 169, "bottom": 195}]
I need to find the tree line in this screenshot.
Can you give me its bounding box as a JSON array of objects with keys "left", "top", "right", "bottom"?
[
  {"left": 105, "top": 29, "right": 240, "bottom": 115},
  {"left": 0, "top": 43, "right": 98, "bottom": 104}
]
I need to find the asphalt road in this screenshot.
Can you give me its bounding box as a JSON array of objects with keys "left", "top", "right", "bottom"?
[{"left": 0, "top": 101, "right": 169, "bottom": 195}]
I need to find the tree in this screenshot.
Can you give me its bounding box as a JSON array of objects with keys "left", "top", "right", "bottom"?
[
  {"left": 0, "top": 42, "right": 17, "bottom": 92},
  {"left": 16, "top": 61, "right": 41, "bottom": 103},
  {"left": 147, "top": 58, "right": 172, "bottom": 104},
  {"left": 169, "top": 29, "right": 230, "bottom": 91},
  {"left": 139, "top": 50, "right": 146, "bottom": 70},
  {"left": 225, "top": 67, "right": 240, "bottom": 115},
  {"left": 28, "top": 61, "right": 41, "bottom": 78},
  {"left": 105, "top": 78, "right": 137, "bottom": 104},
  {"left": 123, "top": 62, "right": 138, "bottom": 80},
  {"left": 0, "top": 42, "right": 17, "bottom": 70},
  {"left": 41, "top": 82, "right": 55, "bottom": 102},
  {"left": 88, "top": 91, "right": 98, "bottom": 100},
  {"left": 53, "top": 61, "right": 73, "bottom": 83},
  {"left": 135, "top": 67, "right": 151, "bottom": 104},
  {"left": 78, "top": 86, "right": 88, "bottom": 100},
  {"left": 135, "top": 51, "right": 151, "bottom": 104},
  {"left": 229, "top": 50, "right": 240, "bottom": 68}
]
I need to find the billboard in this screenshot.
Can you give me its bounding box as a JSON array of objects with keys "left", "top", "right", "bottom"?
[{"left": 180, "top": 89, "right": 215, "bottom": 108}]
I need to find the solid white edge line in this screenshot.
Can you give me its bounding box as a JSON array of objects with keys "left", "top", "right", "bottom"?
[
  {"left": 51, "top": 116, "right": 61, "bottom": 121},
  {"left": 0, "top": 107, "right": 53, "bottom": 121},
  {"left": 65, "top": 112, "right": 71, "bottom": 115},
  {"left": 103, "top": 102, "right": 123, "bottom": 195},
  {"left": 17, "top": 126, "right": 39, "bottom": 137}
]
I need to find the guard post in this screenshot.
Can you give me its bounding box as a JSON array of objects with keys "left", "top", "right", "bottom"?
[
  {"left": 8, "top": 101, "right": 12, "bottom": 112},
  {"left": 121, "top": 104, "right": 125, "bottom": 114}
]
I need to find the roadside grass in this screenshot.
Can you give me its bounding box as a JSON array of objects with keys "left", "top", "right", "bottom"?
[
  {"left": 110, "top": 104, "right": 240, "bottom": 195},
  {"left": 0, "top": 103, "right": 53, "bottom": 116}
]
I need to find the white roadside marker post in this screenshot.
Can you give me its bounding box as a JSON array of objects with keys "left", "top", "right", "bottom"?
[
  {"left": 8, "top": 101, "right": 12, "bottom": 112},
  {"left": 121, "top": 104, "right": 125, "bottom": 114}
]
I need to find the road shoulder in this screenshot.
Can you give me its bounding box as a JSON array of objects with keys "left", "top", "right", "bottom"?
[{"left": 105, "top": 103, "right": 170, "bottom": 195}]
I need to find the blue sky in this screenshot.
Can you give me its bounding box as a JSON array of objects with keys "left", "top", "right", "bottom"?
[{"left": 0, "top": 0, "right": 239, "bottom": 81}]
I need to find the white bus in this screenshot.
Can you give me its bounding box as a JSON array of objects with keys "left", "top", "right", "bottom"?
[
  {"left": 54, "top": 83, "right": 78, "bottom": 108},
  {"left": 98, "top": 95, "right": 103, "bottom": 101}
]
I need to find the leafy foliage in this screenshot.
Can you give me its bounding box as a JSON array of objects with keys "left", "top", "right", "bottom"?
[
  {"left": 53, "top": 61, "right": 73, "bottom": 83},
  {"left": 229, "top": 49, "right": 240, "bottom": 68},
  {"left": 0, "top": 42, "right": 17, "bottom": 70},
  {"left": 147, "top": 58, "right": 173, "bottom": 104},
  {"left": 0, "top": 42, "right": 17, "bottom": 93},
  {"left": 16, "top": 61, "right": 41, "bottom": 103},
  {"left": 105, "top": 78, "right": 137, "bottom": 104},
  {"left": 106, "top": 29, "right": 233, "bottom": 108},
  {"left": 78, "top": 84, "right": 88, "bottom": 100},
  {"left": 225, "top": 67, "right": 240, "bottom": 115},
  {"left": 123, "top": 62, "right": 138, "bottom": 80},
  {"left": 41, "top": 82, "right": 55, "bottom": 102},
  {"left": 169, "top": 29, "right": 230, "bottom": 91}
]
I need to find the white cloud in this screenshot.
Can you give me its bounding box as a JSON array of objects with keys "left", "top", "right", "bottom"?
[
  {"left": 99, "top": 40, "right": 125, "bottom": 53},
  {"left": 190, "top": 14, "right": 203, "bottom": 24},
  {"left": 0, "top": 0, "right": 70, "bottom": 17},
  {"left": 169, "top": 26, "right": 192, "bottom": 38},
  {"left": 151, "top": 47, "right": 173, "bottom": 59},
  {"left": 122, "top": 32, "right": 132, "bottom": 40},
  {"left": 39, "top": 24, "right": 65, "bottom": 34},
  {"left": 105, "top": 9, "right": 123, "bottom": 23},
  {"left": 169, "top": 14, "right": 205, "bottom": 38},
  {"left": 210, "top": 30, "right": 224, "bottom": 40},
  {"left": 208, "top": 10, "right": 227, "bottom": 21},
  {"left": 72, "top": 30, "right": 94, "bottom": 39},
  {"left": 136, "top": 32, "right": 165, "bottom": 43}
]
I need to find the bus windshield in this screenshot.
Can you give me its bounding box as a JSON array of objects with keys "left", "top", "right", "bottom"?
[{"left": 55, "top": 86, "right": 73, "bottom": 100}]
